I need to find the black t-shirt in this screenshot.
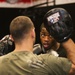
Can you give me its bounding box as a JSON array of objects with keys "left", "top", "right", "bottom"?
[{"left": 57, "top": 45, "right": 67, "bottom": 58}]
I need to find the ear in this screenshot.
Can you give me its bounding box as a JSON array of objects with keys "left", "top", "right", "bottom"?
[
  {"left": 31, "top": 28, "right": 35, "bottom": 38},
  {"left": 9, "top": 35, "right": 14, "bottom": 41}
]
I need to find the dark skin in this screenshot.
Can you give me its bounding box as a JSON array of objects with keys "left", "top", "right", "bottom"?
[
  {"left": 61, "top": 39, "right": 75, "bottom": 75},
  {"left": 40, "top": 27, "right": 60, "bottom": 52}
]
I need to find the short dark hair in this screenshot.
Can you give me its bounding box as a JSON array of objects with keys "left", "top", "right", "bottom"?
[{"left": 10, "top": 16, "right": 34, "bottom": 42}]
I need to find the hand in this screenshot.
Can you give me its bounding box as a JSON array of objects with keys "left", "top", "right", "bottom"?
[
  {"left": 44, "top": 8, "right": 73, "bottom": 42},
  {"left": 33, "top": 44, "right": 42, "bottom": 55}
]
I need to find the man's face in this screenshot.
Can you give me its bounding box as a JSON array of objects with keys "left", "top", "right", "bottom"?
[{"left": 40, "top": 27, "right": 55, "bottom": 50}]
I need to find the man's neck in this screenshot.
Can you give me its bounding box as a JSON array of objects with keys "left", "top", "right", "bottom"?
[{"left": 14, "top": 39, "right": 33, "bottom": 52}]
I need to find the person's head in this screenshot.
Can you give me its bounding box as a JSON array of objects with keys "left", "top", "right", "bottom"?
[
  {"left": 9, "top": 16, "right": 35, "bottom": 45},
  {"left": 40, "top": 23, "right": 57, "bottom": 50}
]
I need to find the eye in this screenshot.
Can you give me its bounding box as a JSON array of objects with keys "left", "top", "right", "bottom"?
[{"left": 40, "top": 34, "right": 45, "bottom": 37}]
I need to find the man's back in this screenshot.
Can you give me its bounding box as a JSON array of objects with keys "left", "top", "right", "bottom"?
[{"left": 0, "top": 51, "right": 71, "bottom": 75}]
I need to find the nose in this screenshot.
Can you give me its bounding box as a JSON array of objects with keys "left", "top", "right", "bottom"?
[{"left": 44, "top": 36, "right": 49, "bottom": 41}]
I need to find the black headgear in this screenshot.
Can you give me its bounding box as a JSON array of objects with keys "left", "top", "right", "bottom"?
[{"left": 44, "top": 8, "right": 73, "bottom": 42}]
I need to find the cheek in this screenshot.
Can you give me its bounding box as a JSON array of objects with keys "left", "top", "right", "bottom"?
[
  {"left": 49, "top": 38, "right": 55, "bottom": 43},
  {"left": 40, "top": 37, "right": 44, "bottom": 42}
]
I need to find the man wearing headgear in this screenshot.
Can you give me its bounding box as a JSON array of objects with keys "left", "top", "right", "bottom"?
[{"left": 0, "top": 8, "right": 75, "bottom": 75}]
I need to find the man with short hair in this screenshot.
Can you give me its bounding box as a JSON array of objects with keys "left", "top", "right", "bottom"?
[{"left": 0, "top": 14, "right": 75, "bottom": 75}]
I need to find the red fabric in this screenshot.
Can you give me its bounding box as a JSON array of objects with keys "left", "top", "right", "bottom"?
[
  {"left": 0, "top": 0, "right": 5, "bottom": 2},
  {"left": 21, "top": 0, "right": 31, "bottom": 2},
  {"left": 0, "top": 0, "right": 38, "bottom": 2},
  {"left": 0, "top": 0, "right": 31, "bottom": 2}
]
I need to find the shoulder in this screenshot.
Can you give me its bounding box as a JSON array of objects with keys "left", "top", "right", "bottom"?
[
  {"left": 0, "top": 52, "right": 13, "bottom": 63},
  {"left": 38, "top": 54, "right": 71, "bottom": 73}
]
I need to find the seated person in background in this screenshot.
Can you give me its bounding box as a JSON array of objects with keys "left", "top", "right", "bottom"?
[
  {"left": 0, "top": 8, "right": 75, "bottom": 74},
  {"left": 39, "top": 23, "right": 67, "bottom": 57}
]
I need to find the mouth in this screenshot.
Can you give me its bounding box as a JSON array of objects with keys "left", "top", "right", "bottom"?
[{"left": 43, "top": 44, "right": 49, "bottom": 48}]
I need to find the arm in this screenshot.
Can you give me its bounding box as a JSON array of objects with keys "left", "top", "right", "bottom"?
[
  {"left": 62, "top": 38, "right": 75, "bottom": 75},
  {"left": 43, "top": 7, "right": 75, "bottom": 74}
]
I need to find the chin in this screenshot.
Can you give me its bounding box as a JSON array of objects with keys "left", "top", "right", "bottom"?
[{"left": 44, "top": 47, "right": 49, "bottom": 50}]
